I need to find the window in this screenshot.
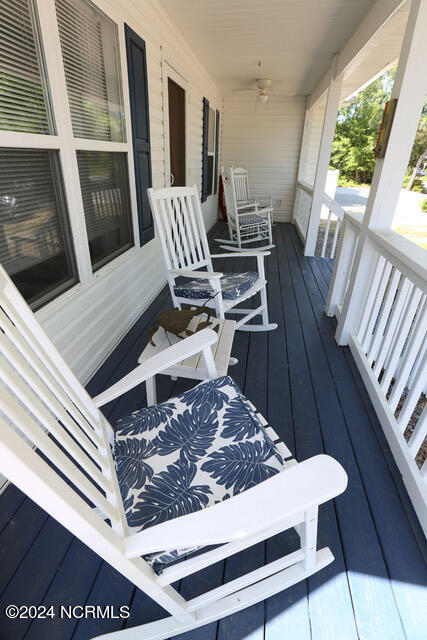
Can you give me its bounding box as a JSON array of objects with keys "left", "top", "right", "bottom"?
[
  {"left": 206, "top": 107, "right": 216, "bottom": 198},
  {"left": 201, "top": 99, "right": 219, "bottom": 201},
  {"left": 55, "top": 0, "right": 125, "bottom": 142},
  {"left": 0, "top": 0, "right": 136, "bottom": 308},
  {"left": 0, "top": 148, "right": 77, "bottom": 308},
  {"left": 0, "top": 0, "right": 54, "bottom": 134},
  {"left": 77, "top": 152, "right": 133, "bottom": 270}
]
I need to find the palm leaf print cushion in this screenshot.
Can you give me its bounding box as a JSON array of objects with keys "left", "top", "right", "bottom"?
[
  {"left": 174, "top": 271, "right": 259, "bottom": 300},
  {"left": 114, "top": 376, "right": 285, "bottom": 574}
]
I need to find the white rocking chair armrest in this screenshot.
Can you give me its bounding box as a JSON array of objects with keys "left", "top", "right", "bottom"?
[
  {"left": 210, "top": 251, "right": 270, "bottom": 259},
  {"left": 169, "top": 269, "right": 223, "bottom": 280},
  {"left": 124, "top": 454, "right": 348, "bottom": 558},
  {"left": 237, "top": 200, "right": 259, "bottom": 210},
  {"left": 93, "top": 329, "right": 218, "bottom": 407},
  {"left": 252, "top": 206, "right": 273, "bottom": 215}
]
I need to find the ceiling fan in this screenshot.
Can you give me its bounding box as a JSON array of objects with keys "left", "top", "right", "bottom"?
[{"left": 232, "top": 77, "right": 274, "bottom": 103}]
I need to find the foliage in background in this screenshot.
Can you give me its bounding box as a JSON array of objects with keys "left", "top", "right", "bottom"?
[
  {"left": 330, "top": 67, "right": 426, "bottom": 192},
  {"left": 330, "top": 69, "right": 395, "bottom": 184}
]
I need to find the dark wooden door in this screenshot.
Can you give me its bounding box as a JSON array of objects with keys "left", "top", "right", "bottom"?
[
  {"left": 124, "top": 24, "right": 153, "bottom": 246},
  {"left": 168, "top": 78, "right": 186, "bottom": 187}
]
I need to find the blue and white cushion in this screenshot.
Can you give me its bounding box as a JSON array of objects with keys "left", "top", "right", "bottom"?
[
  {"left": 174, "top": 271, "right": 259, "bottom": 301},
  {"left": 113, "top": 376, "right": 284, "bottom": 574}
]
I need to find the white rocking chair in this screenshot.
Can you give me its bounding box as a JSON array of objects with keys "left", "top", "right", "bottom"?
[
  {"left": 0, "top": 264, "right": 347, "bottom": 640},
  {"left": 231, "top": 165, "right": 273, "bottom": 212},
  {"left": 148, "top": 184, "right": 277, "bottom": 332},
  {"left": 217, "top": 167, "right": 274, "bottom": 252}
]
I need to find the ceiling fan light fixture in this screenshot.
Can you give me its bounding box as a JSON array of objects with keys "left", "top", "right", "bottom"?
[{"left": 257, "top": 91, "right": 269, "bottom": 103}]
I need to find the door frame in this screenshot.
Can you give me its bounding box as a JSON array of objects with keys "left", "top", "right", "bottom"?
[{"left": 162, "top": 52, "right": 190, "bottom": 187}]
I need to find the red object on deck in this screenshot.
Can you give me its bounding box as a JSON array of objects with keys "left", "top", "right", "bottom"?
[{"left": 219, "top": 174, "right": 227, "bottom": 221}]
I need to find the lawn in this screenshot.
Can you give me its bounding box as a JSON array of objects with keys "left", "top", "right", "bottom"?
[{"left": 393, "top": 224, "right": 427, "bottom": 250}]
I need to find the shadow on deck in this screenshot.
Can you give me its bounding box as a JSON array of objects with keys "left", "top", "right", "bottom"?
[{"left": 0, "top": 223, "right": 426, "bottom": 640}]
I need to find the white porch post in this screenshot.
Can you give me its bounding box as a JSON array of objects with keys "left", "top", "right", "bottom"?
[
  {"left": 304, "top": 57, "right": 342, "bottom": 256},
  {"left": 335, "top": 0, "right": 427, "bottom": 345},
  {"left": 292, "top": 97, "right": 311, "bottom": 223}
]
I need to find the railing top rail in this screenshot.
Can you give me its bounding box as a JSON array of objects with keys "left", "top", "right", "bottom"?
[
  {"left": 369, "top": 228, "right": 427, "bottom": 293},
  {"left": 322, "top": 192, "right": 345, "bottom": 220},
  {"left": 297, "top": 180, "right": 314, "bottom": 196},
  {"left": 344, "top": 210, "right": 363, "bottom": 229}
]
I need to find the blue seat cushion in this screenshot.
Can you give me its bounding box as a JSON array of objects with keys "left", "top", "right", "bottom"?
[
  {"left": 113, "top": 376, "right": 284, "bottom": 574},
  {"left": 174, "top": 271, "right": 259, "bottom": 301}
]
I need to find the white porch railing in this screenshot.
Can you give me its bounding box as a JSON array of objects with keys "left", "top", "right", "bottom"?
[
  {"left": 326, "top": 211, "right": 363, "bottom": 318},
  {"left": 327, "top": 222, "right": 427, "bottom": 533},
  {"left": 293, "top": 180, "right": 313, "bottom": 242},
  {"left": 293, "top": 180, "right": 345, "bottom": 259}
]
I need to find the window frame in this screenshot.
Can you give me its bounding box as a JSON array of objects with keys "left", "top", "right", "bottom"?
[
  {"left": 207, "top": 106, "right": 216, "bottom": 197},
  {"left": 0, "top": 0, "right": 141, "bottom": 313},
  {"left": 202, "top": 98, "right": 220, "bottom": 201}
]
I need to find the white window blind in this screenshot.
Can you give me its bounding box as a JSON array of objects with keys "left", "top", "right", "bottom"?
[
  {"left": 0, "top": 0, "right": 53, "bottom": 134},
  {"left": 0, "top": 148, "right": 77, "bottom": 308},
  {"left": 76, "top": 151, "right": 133, "bottom": 270},
  {"left": 55, "top": 0, "right": 125, "bottom": 142}
]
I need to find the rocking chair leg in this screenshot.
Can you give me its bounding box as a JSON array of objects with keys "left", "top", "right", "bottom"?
[
  {"left": 301, "top": 506, "right": 318, "bottom": 571},
  {"left": 146, "top": 376, "right": 157, "bottom": 406},
  {"left": 259, "top": 283, "right": 278, "bottom": 331}
]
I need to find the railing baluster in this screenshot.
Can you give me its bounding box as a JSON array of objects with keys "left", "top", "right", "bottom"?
[
  {"left": 367, "top": 267, "right": 401, "bottom": 367},
  {"left": 357, "top": 254, "right": 386, "bottom": 347},
  {"left": 407, "top": 404, "right": 427, "bottom": 455},
  {"left": 388, "top": 295, "right": 426, "bottom": 413},
  {"left": 321, "top": 211, "right": 331, "bottom": 258},
  {"left": 373, "top": 276, "right": 412, "bottom": 379},
  {"left": 396, "top": 350, "right": 427, "bottom": 429},
  {"left": 330, "top": 218, "right": 340, "bottom": 259},
  {"left": 380, "top": 287, "right": 422, "bottom": 393}
]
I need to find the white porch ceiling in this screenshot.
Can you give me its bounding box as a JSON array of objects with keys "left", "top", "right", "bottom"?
[
  {"left": 159, "top": 0, "right": 377, "bottom": 95},
  {"left": 339, "top": 1, "right": 409, "bottom": 101}
]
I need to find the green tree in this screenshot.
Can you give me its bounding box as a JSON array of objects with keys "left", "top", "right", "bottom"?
[
  {"left": 405, "top": 99, "right": 427, "bottom": 191},
  {"left": 331, "top": 67, "right": 426, "bottom": 191},
  {"left": 330, "top": 69, "right": 395, "bottom": 184}
]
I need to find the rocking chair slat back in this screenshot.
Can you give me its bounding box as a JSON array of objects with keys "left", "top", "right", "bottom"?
[
  {"left": 148, "top": 186, "right": 213, "bottom": 272},
  {"left": 232, "top": 165, "right": 250, "bottom": 202},
  {"left": 221, "top": 167, "right": 239, "bottom": 227},
  {"left": 0, "top": 266, "right": 126, "bottom": 533}
]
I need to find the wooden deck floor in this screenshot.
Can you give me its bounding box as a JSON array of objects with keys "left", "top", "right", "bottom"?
[{"left": 1, "top": 223, "right": 426, "bottom": 640}]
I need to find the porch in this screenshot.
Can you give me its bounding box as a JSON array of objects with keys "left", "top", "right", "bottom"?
[{"left": 1, "top": 222, "right": 425, "bottom": 640}]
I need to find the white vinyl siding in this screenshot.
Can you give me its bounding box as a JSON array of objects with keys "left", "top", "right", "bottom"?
[
  {"left": 221, "top": 92, "right": 306, "bottom": 222},
  {"left": 33, "top": 0, "right": 222, "bottom": 382}
]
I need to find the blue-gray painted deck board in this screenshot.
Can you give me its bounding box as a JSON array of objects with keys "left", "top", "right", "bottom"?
[{"left": 0, "top": 223, "right": 426, "bottom": 640}]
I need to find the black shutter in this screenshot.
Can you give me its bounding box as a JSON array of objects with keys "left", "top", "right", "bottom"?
[
  {"left": 214, "top": 109, "right": 220, "bottom": 194},
  {"left": 124, "top": 24, "right": 154, "bottom": 246},
  {"left": 201, "top": 97, "right": 209, "bottom": 202}
]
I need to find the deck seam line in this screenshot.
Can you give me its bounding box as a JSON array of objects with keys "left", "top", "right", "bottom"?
[
  {"left": 287, "top": 227, "right": 366, "bottom": 640},
  {"left": 288, "top": 226, "right": 409, "bottom": 640}
]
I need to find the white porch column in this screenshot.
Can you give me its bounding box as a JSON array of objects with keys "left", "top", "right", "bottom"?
[
  {"left": 304, "top": 57, "right": 342, "bottom": 256},
  {"left": 335, "top": 0, "right": 427, "bottom": 345},
  {"left": 292, "top": 97, "right": 311, "bottom": 223}
]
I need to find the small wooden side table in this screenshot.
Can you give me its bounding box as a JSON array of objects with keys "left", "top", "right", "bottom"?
[{"left": 138, "top": 317, "right": 237, "bottom": 405}]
